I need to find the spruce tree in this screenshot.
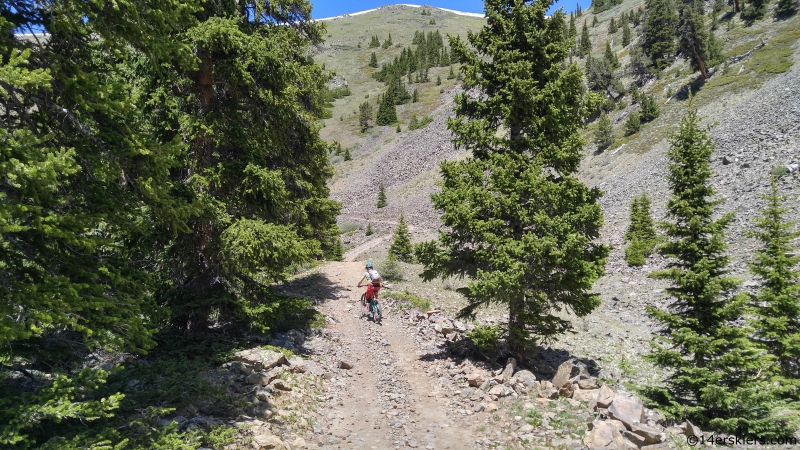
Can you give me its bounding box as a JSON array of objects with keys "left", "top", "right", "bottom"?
[
  {"left": 369, "top": 51, "right": 378, "bottom": 68},
  {"left": 594, "top": 113, "right": 615, "bottom": 150},
  {"left": 640, "top": 93, "right": 661, "bottom": 122},
  {"left": 366, "top": 222, "right": 374, "bottom": 236},
  {"left": 605, "top": 41, "right": 620, "bottom": 69},
  {"left": 622, "top": 21, "right": 632, "bottom": 47},
  {"left": 580, "top": 20, "right": 592, "bottom": 56},
  {"left": 376, "top": 182, "right": 388, "bottom": 208},
  {"left": 748, "top": 180, "right": 800, "bottom": 380},
  {"left": 412, "top": 88, "right": 419, "bottom": 102},
  {"left": 359, "top": 101, "right": 373, "bottom": 132},
  {"left": 677, "top": 0, "right": 713, "bottom": 78},
  {"left": 447, "top": 65, "right": 456, "bottom": 79},
  {"left": 608, "top": 16, "right": 618, "bottom": 33},
  {"left": 646, "top": 100, "right": 774, "bottom": 435},
  {"left": 389, "top": 211, "right": 414, "bottom": 262},
  {"left": 569, "top": 13, "right": 577, "bottom": 39},
  {"left": 624, "top": 111, "right": 642, "bottom": 135},
  {"left": 777, "top": 0, "right": 798, "bottom": 16},
  {"left": 624, "top": 193, "right": 656, "bottom": 265},
  {"left": 644, "top": 0, "right": 678, "bottom": 70},
  {"left": 376, "top": 90, "right": 398, "bottom": 125},
  {"left": 417, "top": 0, "right": 608, "bottom": 355},
  {"left": 593, "top": 14, "right": 599, "bottom": 27}
]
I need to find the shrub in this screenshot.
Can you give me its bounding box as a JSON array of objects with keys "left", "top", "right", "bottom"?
[
  {"left": 467, "top": 324, "right": 501, "bottom": 360},
  {"left": 381, "top": 252, "right": 404, "bottom": 281},
  {"left": 625, "top": 111, "right": 641, "bottom": 136}
]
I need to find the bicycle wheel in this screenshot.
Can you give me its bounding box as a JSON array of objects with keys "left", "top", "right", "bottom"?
[
  {"left": 374, "top": 300, "right": 382, "bottom": 322},
  {"left": 360, "top": 293, "right": 368, "bottom": 318}
]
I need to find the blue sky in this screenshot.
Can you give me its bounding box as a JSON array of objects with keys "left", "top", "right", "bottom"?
[{"left": 310, "top": 0, "right": 594, "bottom": 20}]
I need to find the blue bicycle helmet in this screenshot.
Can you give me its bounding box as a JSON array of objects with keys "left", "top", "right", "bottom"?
[{"left": 365, "top": 261, "right": 373, "bottom": 269}]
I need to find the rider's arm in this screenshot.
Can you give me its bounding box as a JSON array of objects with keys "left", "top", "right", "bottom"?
[{"left": 356, "top": 274, "right": 367, "bottom": 287}]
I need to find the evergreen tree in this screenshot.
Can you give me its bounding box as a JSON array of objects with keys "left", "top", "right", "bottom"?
[
  {"left": 569, "top": 13, "right": 577, "bottom": 39},
  {"left": 359, "top": 101, "right": 374, "bottom": 132},
  {"left": 366, "top": 222, "right": 374, "bottom": 236},
  {"left": 416, "top": 0, "right": 608, "bottom": 354},
  {"left": 748, "top": 180, "right": 800, "bottom": 381},
  {"left": 622, "top": 21, "right": 632, "bottom": 46},
  {"left": 593, "top": 14, "right": 599, "bottom": 27},
  {"left": 777, "top": 0, "right": 798, "bottom": 16},
  {"left": 329, "top": 233, "right": 344, "bottom": 261},
  {"left": 412, "top": 88, "right": 419, "bottom": 102},
  {"left": 580, "top": 20, "right": 592, "bottom": 56},
  {"left": 436, "top": 75, "right": 442, "bottom": 85},
  {"left": 370, "top": 35, "right": 380, "bottom": 48},
  {"left": 608, "top": 16, "right": 618, "bottom": 33},
  {"left": 376, "top": 90, "right": 398, "bottom": 125},
  {"left": 646, "top": 100, "right": 776, "bottom": 435},
  {"left": 389, "top": 211, "right": 415, "bottom": 262},
  {"left": 644, "top": 0, "right": 678, "bottom": 70},
  {"left": 370, "top": 51, "right": 378, "bottom": 68},
  {"left": 447, "top": 65, "right": 456, "bottom": 79},
  {"left": 624, "top": 193, "right": 656, "bottom": 265},
  {"left": 629, "top": 44, "right": 655, "bottom": 84},
  {"left": 640, "top": 93, "right": 661, "bottom": 122},
  {"left": 594, "top": 113, "right": 615, "bottom": 150},
  {"left": 605, "top": 41, "right": 620, "bottom": 69},
  {"left": 625, "top": 111, "right": 642, "bottom": 135},
  {"left": 377, "top": 182, "right": 388, "bottom": 208},
  {"left": 677, "top": 0, "right": 713, "bottom": 78}
]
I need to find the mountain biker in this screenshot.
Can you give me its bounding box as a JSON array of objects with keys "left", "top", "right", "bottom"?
[{"left": 357, "top": 261, "right": 382, "bottom": 305}]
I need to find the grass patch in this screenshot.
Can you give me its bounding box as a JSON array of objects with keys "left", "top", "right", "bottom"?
[
  {"left": 387, "top": 290, "right": 431, "bottom": 310},
  {"left": 339, "top": 222, "right": 361, "bottom": 234}
]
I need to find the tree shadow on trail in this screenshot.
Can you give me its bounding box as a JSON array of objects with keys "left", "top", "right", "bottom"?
[{"left": 416, "top": 333, "right": 602, "bottom": 382}]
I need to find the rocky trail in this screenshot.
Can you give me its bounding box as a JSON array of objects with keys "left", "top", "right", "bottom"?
[{"left": 302, "top": 261, "right": 478, "bottom": 449}]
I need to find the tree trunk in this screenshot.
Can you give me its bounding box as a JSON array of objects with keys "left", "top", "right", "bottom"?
[{"left": 508, "top": 295, "right": 527, "bottom": 356}]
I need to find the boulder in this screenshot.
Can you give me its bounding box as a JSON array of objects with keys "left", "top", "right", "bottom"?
[
  {"left": 586, "top": 420, "right": 626, "bottom": 450},
  {"left": 551, "top": 361, "right": 574, "bottom": 389},
  {"left": 623, "top": 430, "right": 647, "bottom": 447},
  {"left": 573, "top": 388, "right": 599, "bottom": 403},
  {"left": 558, "top": 382, "right": 574, "bottom": 398},
  {"left": 234, "top": 348, "right": 287, "bottom": 372},
  {"left": 514, "top": 370, "right": 537, "bottom": 387},
  {"left": 488, "top": 384, "right": 514, "bottom": 398},
  {"left": 596, "top": 384, "right": 616, "bottom": 408},
  {"left": 500, "top": 357, "right": 517, "bottom": 380},
  {"left": 608, "top": 395, "right": 645, "bottom": 430},
  {"left": 684, "top": 420, "right": 702, "bottom": 438},
  {"left": 252, "top": 433, "right": 288, "bottom": 450},
  {"left": 287, "top": 357, "right": 307, "bottom": 373},
  {"left": 578, "top": 377, "right": 598, "bottom": 390},
  {"left": 631, "top": 422, "right": 666, "bottom": 445},
  {"left": 338, "top": 360, "right": 354, "bottom": 370},
  {"left": 467, "top": 372, "right": 486, "bottom": 387},
  {"left": 246, "top": 366, "right": 285, "bottom": 386},
  {"left": 269, "top": 379, "right": 292, "bottom": 391}
]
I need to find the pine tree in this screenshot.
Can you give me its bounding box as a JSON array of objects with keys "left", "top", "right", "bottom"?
[
  {"left": 376, "top": 90, "right": 398, "bottom": 125},
  {"left": 359, "top": 101, "right": 373, "bottom": 132},
  {"left": 366, "top": 222, "right": 374, "bottom": 236},
  {"left": 594, "top": 113, "right": 615, "bottom": 150},
  {"left": 569, "top": 13, "right": 577, "bottom": 39},
  {"left": 677, "top": 0, "right": 713, "bottom": 78},
  {"left": 608, "top": 16, "right": 618, "bottom": 33},
  {"left": 369, "top": 51, "right": 378, "bottom": 68},
  {"left": 592, "top": 15, "right": 599, "bottom": 27},
  {"left": 580, "top": 20, "right": 592, "bottom": 56},
  {"left": 624, "top": 193, "right": 656, "bottom": 265},
  {"left": 645, "top": 100, "right": 775, "bottom": 435},
  {"left": 640, "top": 93, "right": 661, "bottom": 122},
  {"left": 412, "top": 88, "right": 419, "bottom": 102},
  {"left": 622, "top": 21, "right": 631, "bottom": 46},
  {"left": 369, "top": 35, "right": 380, "bottom": 48},
  {"left": 777, "top": 0, "right": 798, "bottom": 16},
  {"left": 389, "top": 211, "right": 414, "bottom": 262},
  {"left": 748, "top": 179, "right": 800, "bottom": 381},
  {"left": 417, "top": 0, "right": 608, "bottom": 355},
  {"left": 436, "top": 75, "right": 442, "bottom": 85},
  {"left": 447, "top": 65, "right": 456, "bottom": 79},
  {"left": 344, "top": 148, "right": 352, "bottom": 160},
  {"left": 624, "top": 111, "right": 642, "bottom": 135},
  {"left": 376, "top": 182, "right": 388, "bottom": 208},
  {"left": 605, "top": 41, "right": 620, "bottom": 69},
  {"left": 644, "top": 0, "right": 678, "bottom": 70}
]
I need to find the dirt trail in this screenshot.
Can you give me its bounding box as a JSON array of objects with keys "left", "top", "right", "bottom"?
[{"left": 314, "top": 261, "right": 477, "bottom": 449}]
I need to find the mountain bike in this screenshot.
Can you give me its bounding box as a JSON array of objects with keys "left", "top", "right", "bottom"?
[{"left": 360, "top": 291, "right": 382, "bottom": 322}]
